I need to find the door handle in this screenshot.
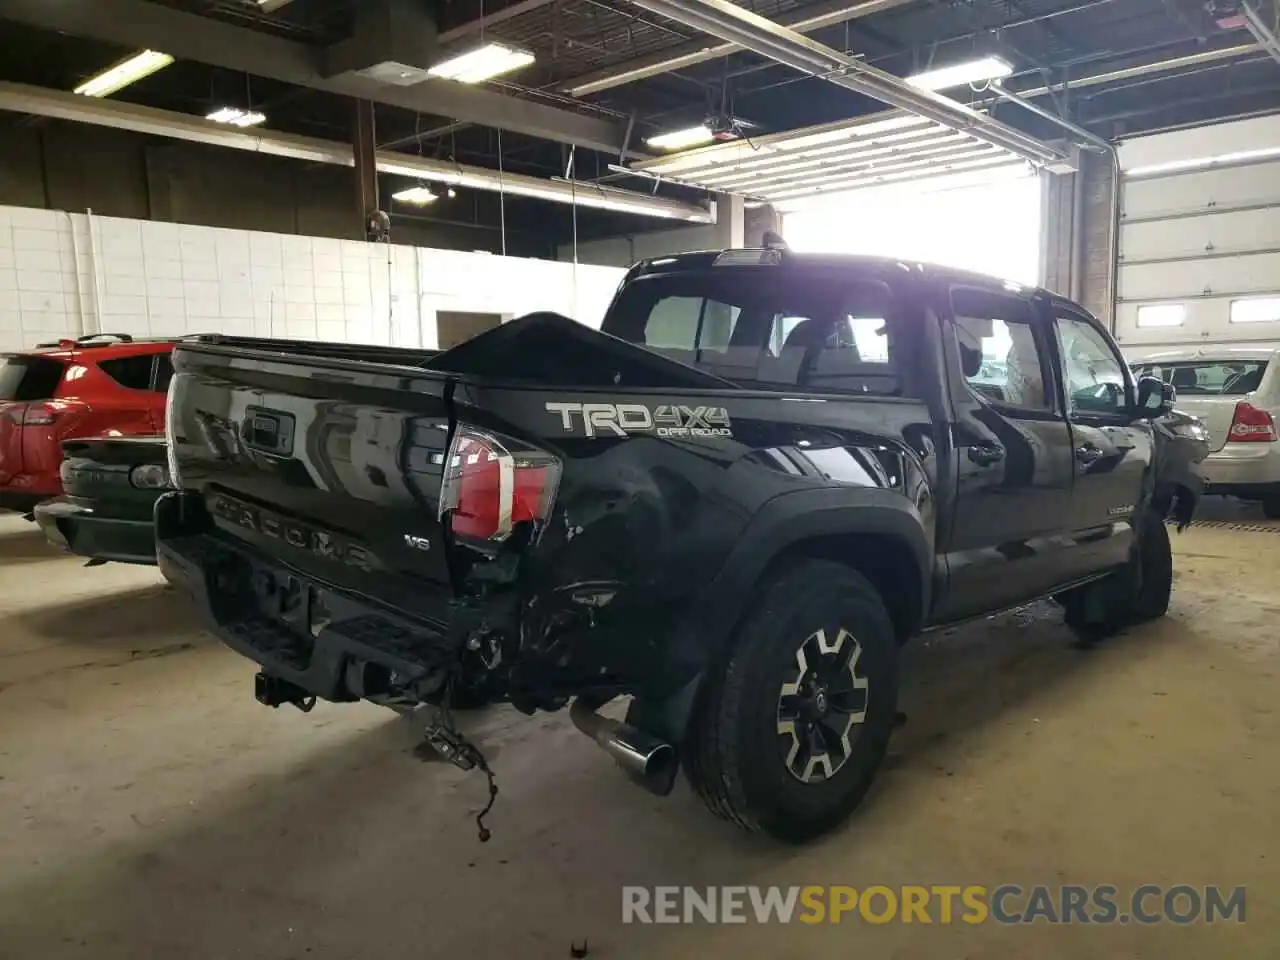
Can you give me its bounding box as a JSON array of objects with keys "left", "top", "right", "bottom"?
[
  {"left": 967, "top": 444, "right": 1006, "bottom": 466},
  {"left": 1075, "top": 443, "right": 1104, "bottom": 465}
]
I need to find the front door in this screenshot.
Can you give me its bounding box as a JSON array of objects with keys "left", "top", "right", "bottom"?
[
  {"left": 1050, "top": 303, "right": 1154, "bottom": 574},
  {"left": 933, "top": 285, "right": 1076, "bottom": 623}
]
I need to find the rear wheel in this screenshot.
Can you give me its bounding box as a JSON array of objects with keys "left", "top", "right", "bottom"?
[{"left": 683, "top": 559, "right": 899, "bottom": 843}]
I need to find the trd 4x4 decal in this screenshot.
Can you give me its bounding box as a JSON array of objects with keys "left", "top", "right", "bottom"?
[{"left": 545, "top": 402, "right": 733, "bottom": 439}]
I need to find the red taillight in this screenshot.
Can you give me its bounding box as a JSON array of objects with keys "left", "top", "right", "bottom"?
[
  {"left": 21, "top": 403, "right": 57, "bottom": 426},
  {"left": 440, "top": 427, "right": 560, "bottom": 544},
  {"left": 1228, "top": 402, "right": 1277, "bottom": 443},
  {"left": 2, "top": 400, "right": 87, "bottom": 427}
]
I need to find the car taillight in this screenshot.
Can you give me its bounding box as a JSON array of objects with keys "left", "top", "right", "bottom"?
[
  {"left": 1228, "top": 402, "right": 1277, "bottom": 442},
  {"left": 440, "top": 427, "right": 560, "bottom": 545},
  {"left": 21, "top": 402, "right": 57, "bottom": 426}
]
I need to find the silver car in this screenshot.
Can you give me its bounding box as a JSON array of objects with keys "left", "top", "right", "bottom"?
[{"left": 1131, "top": 346, "right": 1280, "bottom": 517}]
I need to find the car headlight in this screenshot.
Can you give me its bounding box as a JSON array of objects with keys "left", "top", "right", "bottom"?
[{"left": 129, "top": 464, "right": 172, "bottom": 490}]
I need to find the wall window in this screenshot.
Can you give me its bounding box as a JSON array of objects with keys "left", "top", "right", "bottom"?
[
  {"left": 1055, "top": 314, "right": 1129, "bottom": 416},
  {"left": 952, "top": 288, "right": 1050, "bottom": 410},
  {"left": 1230, "top": 296, "right": 1280, "bottom": 325},
  {"left": 1136, "top": 303, "right": 1186, "bottom": 328}
]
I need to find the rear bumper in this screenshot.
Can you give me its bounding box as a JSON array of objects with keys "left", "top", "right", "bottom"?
[
  {"left": 0, "top": 491, "right": 45, "bottom": 513},
  {"left": 33, "top": 498, "right": 157, "bottom": 565},
  {"left": 155, "top": 491, "right": 461, "bottom": 703},
  {"left": 0, "top": 475, "right": 61, "bottom": 513},
  {"left": 1201, "top": 442, "right": 1280, "bottom": 497}
]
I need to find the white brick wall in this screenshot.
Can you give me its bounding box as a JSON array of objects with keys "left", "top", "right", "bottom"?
[{"left": 0, "top": 204, "right": 626, "bottom": 353}]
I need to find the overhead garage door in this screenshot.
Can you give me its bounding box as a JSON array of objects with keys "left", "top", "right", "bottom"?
[{"left": 1115, "top": 114, "right": 1280, "bottom": 352}]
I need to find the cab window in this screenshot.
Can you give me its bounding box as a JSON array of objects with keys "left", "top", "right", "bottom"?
[
  {"left": 1054, "top": 312, "right": 1129, "bottom": 416},
  {"left": 606, "top": 268, "right": 906, "bottom": 396},
  {"left": 951, "top": 287, "right": 1052, "bottom": 411}
]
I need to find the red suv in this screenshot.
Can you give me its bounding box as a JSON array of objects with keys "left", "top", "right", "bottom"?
[{"left": 0, "top": 334, "right": 175, "bottom": 513}]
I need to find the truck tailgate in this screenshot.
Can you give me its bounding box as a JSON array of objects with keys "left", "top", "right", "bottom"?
[
  {"left": 166, "top": 317, "right": 730, "bottom": 619},
  {"left": 167, "top": 345, "right": 459, "bottom": 613}
]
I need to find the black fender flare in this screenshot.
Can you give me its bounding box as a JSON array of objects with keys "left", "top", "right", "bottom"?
[{"left": 635, "top": 487, "right": 933, "bottom": 743}]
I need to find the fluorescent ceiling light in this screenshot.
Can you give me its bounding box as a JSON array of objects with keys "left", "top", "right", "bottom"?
[
  {"left": 646, "top": 124, "right": 715, "bottom": 151},
  {"left": 906, "top": 56, "right": 1013, "bottom": 91},
  {"left": 427, "top": 42, "right": 535, "bottom": 84},
  {"left": 206, "top": 107, "right": 266, "bottom": 128},
  {"left": 74, "top": 50, "right": 174, "bottom": 98},
  {"left": 392, "top": 186, "right": 438, "bottom": 205}
]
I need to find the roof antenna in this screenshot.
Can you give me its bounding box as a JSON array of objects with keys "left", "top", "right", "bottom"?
[{"left": 762, "top": 229, "right": 788, "bottom": 251}]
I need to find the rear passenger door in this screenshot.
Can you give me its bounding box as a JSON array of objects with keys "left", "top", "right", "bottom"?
[
  {"left": 933, "top": 285, "right": 1076, "bottom": 622},
  {"left": 1051, "top": 305, "right": 1153, "bottom": 572}
]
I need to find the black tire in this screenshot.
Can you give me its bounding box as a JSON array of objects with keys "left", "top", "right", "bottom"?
[
  {"left": 1130, "top": 509, "right": 1172, "bottom": 623},
  {"left": 683, "top": 559, "right": 899, "bottom": 843},
  {"left": 1263, "top": 497, "right": 1280, "bottom": 520},
  {"left": 1063, "top": 508, "right": 1171, "bottom": 641}
]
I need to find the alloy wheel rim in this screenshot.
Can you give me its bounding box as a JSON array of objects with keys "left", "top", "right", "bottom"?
[{"left": 776, "top": 627, "right": 870, "bottom": 784}]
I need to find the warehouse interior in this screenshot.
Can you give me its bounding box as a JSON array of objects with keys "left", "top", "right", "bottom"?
[{"left": 3, "top": 0, "right": 1280, "bottom": 956}]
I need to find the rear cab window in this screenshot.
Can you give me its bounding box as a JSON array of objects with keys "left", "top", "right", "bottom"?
[
  {"left": 0, "top": 355, "right": 68, "bottom": 402},
  {"left": 1131, "top": 359, "right": 1268, "bottom": 396},
  {"left": 604, "top": 263, "right": 907, "bottom": 396}
]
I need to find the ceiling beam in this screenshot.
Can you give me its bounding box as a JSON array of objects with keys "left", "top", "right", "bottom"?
[
  {"left": 437, "top": 0, "right": 559, "bottom": 44},
  {"left": 621, "top": 0, "right": 1065, "bottom": 165},
  {"left": 0, "top": 80, "right": 712, "bottom": 221},
  {"left": 0, "top": 0, "right": 636, "bottom": 155},
  {"left": 1241, "top": 1, "right": 1280, "bottom": 65},
  {"left": 563, "top": 0, "right": 917, "bottom": 97}
]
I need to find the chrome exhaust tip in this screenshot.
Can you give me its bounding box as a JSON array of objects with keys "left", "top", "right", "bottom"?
[{"left": 570, "top": 697, "right": 678, "bottom": 797}]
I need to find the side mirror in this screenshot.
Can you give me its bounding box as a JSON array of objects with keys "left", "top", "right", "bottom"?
[{"left": 1136, "top": 375, "right": 1176, "bottom": 418}]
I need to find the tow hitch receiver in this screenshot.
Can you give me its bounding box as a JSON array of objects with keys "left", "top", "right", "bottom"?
[{"left": 254, "top": 672, "right": 317, "bottom": 713}]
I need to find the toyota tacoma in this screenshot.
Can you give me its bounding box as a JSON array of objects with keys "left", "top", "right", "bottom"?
[{"left": 156, "top": 249, "right": 1203, "bottom": 843}]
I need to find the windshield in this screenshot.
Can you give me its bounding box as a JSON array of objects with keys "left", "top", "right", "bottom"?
[
  {"left": 0, "top": 356, "right": 66, "bottom": 402},
  {"left": 1130, "top": 360, "right": 1268, "bottom": 396}
]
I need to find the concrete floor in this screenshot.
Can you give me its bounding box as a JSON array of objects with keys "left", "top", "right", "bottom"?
[{"left": 1, "top": 503, "right": 1278, "bottom": 959}]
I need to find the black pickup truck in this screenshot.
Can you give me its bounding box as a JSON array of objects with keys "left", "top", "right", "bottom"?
[{"left": 157, "top": 249, "right": 1203, "bottom": 843}]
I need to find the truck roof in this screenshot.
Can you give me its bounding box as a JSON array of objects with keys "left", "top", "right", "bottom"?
[{"left": 628, "top": 248, "right": 1049, "bottom": 301}]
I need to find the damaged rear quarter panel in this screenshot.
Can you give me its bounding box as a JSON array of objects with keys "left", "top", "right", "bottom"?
[{"left": 459, "top": 383, "right": 937, "bottom": 691}]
